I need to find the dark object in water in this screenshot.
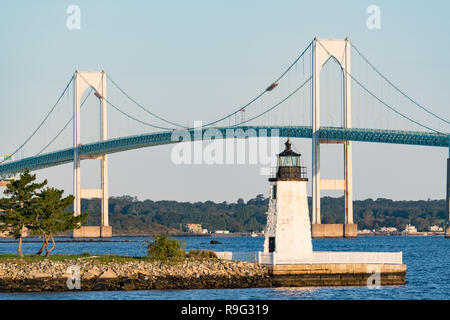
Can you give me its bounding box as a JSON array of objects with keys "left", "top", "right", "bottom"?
[{"left": 210, "top": 240, "right": 222, "bottom": 244}]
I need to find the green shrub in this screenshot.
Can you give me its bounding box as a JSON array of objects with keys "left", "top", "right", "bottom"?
[{"left": 142, "top": 234, "right": 185, "bottom": 260}]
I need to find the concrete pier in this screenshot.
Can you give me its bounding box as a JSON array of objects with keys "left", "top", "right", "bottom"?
[
  {"left": 446, "top": 158, "right": 450, "bottom": 239},
  {"left": 267, "top": 264, "right": 406, "bottom": 287},
  {"left": 311, "top": 223, "right": 357, "bottom": 238},
  {"left": 72, "top": 226, "right": 112, "bottom": 238}
]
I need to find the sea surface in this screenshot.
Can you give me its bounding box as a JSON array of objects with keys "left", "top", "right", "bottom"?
[{"left": 0, "top": 235, "right": 448, "bottom": 300}]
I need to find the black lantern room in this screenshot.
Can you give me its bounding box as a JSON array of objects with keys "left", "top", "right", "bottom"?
[{"left": 269, "top": 140, "right": 307, "bottom": 182}]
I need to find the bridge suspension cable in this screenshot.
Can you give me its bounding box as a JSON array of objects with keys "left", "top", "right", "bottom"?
[
  {"left": 231, "top": 76, "right": 312, "bottom": 127},
  {"left": 0, "top": 75, "right": 75, "bottom": 164},
  {"left": 106, "top": 76, "right": 312, "bottom": 132},
  {"left": 351, "top": 42, "right": 450, "bottom": 126},
  {"left": 199, "top": 41, "right": 313, "bottom": 129},
  {"left": 77, "top": 73, "right": 174, "bottom": 131},
  {"left": 106, "top": 42, "right": 313, "bottom": 131},
  {"left": 97, "top": 42, "right": 313, "bottom": 132},
  {"left": 106, "top": 73, "right": 187, "bottom": 128},
  {"left": 316, "top": 40, "right": 445, "bottom": 134},
  {"left": 106, "top": 98, "right": 175, "bottom": 131},
  {"left": 36, "top": 88, "right": 94, "bottom": 156}
]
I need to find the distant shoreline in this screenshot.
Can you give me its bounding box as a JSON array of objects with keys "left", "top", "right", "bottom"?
[
  {"left": 358, "top": 232, "right": 445, "bottom": 237},
  {"left": 0, "top": 232, "right": 445, "bottom": 242}
]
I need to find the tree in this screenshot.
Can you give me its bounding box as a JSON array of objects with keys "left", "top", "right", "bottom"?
[
  {"left": 362, "top": 210, "right": 375, "bottom": 228},
  {"left": 0, "top": 169, "right": 47, "bottom": 258},
  {"left": 34, "top": 187, "right": 88, "bottom": 256}
]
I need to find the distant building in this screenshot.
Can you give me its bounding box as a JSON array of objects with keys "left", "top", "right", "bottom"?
[
  {"left": 358, "top": 229, "right": 373, "bottom": 234},
  {"left": 215, "top": 230, "right": 230, "bottom": 234},
  {"left": 380, "top": 227, "right": 397, "bottom": 233},
  {"left": 186, "top": 224, "right": 202, "bottom": 233},
  {"left": 0, "top": 225, "right": 29, "bottom": 238},
  {"left": 403, "top": 224, "right": 417, "bottom": 233},
  {"left": 430, "top": 225, "right": 443, "bottom": 232}
]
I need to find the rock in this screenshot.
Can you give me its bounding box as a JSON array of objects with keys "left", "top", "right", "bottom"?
[
  {"left": 98, "top": 269, "right": 117, "bottom": 279},
  {"left": 210, "top": 240, "right": 222, "bottom": 244},
  {"left": 81, "top": 271, "right": 99, "bottom": 280},
  {"left": 0, "top": 256, "right": 270, "bottom": 291},
  {"left": 30, "top": 272, "right": 52, "bottom": 279}
]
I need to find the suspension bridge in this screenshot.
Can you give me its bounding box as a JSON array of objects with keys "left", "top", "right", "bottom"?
[{"left": 0, "top": 37, "right": 449, "bottom": 238}]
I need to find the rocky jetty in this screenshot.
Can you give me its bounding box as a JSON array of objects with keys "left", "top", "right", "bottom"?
[{"left": 0, "top": 258, "right": 271, "bottom": 292}]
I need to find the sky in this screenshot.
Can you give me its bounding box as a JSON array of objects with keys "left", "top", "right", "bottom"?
[{"left": 0, "top": 0, "right": 449, "bottom": 203}]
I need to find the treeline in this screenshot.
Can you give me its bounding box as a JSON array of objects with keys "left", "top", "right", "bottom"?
[
  {"left": 321, "top": 196, "right": 447, "bottom": 231},
  {"left": 82, "top": 195, "right": 267, "bottom": 234},
  {"left": 82, "top": 195, "right": 448, "bottom": 234}
]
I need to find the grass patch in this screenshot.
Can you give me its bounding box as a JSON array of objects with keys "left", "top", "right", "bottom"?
[
  {"left": 0, "top": 253, "right": 219, "bottom": 265},
  {"left": 0, "top": 254, "right": 98, "bottom": 263},
  {"left": 0, "top": 253, "right": 157, "bottom": 264}
]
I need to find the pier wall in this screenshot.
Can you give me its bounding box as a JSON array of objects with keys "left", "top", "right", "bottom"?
[{"left": 268, "top": 263, "right": 406, "bottom": 286}]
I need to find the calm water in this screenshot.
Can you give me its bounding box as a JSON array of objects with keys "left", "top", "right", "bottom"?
[{"left": 0, "top": 236, "right": 448, "bottom": 300}]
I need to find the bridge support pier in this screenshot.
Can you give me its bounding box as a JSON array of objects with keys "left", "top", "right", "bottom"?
[
  {"left": 72, "top": 71, "right": 111, "bottom": 238},
  {"left": 445, "top": 158, "right": 450, "bottom": 238},
  {"left": 311, "top": 38, "right": 356, "bottom": 238}
]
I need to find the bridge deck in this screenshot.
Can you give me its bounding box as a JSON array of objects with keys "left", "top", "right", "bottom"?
[{"left": 0, "top": 126, "right": 448, "bottom": 175}]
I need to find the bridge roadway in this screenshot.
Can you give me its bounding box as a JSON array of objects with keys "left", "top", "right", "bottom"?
[{"left": 0, "top": 126, "right": 448, "bottom": 175}]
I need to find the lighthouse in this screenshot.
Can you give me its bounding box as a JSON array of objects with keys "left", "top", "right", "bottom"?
[{"left": 263, "top": 139, "right": 313, "bottom": 263}]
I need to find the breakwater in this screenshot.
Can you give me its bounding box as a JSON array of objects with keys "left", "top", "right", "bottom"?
[
  {"left": 0, "top": 258, "right": 271, "bottom": 292},
  {"left": 0, "top": 257, "right": 406, "bottom": 292}
]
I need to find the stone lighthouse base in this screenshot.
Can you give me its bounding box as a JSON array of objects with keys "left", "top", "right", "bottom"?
[
  {"left": 257, "top": 251, "right": 405, "bottom": 287},
  {"left": 215, "top": 251, "right": 406, "bottom": 287},
  {"left": 267, "top": 264, "right": 406, "bottom": 287}
]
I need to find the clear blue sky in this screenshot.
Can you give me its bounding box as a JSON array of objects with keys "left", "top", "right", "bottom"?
[{"left": 0, "top": 0, "right": 449, "bottom": 203}]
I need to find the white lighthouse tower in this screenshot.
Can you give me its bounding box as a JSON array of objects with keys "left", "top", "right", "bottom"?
[{"left": 263, "top": 139, "right": 313, "bottom": 263}]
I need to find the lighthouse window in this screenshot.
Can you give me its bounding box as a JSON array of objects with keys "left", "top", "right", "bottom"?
[
  {"left": 272, "top": 185, "right": 277, "bottom": 199},
  {"left": 279, "top": 156, "right": 300, "bottom": 167},
  {"left": 269, "top": 237, "right": 275, "bottom": 252}
]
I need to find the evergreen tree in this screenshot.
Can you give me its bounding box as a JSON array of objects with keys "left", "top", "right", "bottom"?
[
  {"left": 34, "top": 187, "right": 88, "bottom": 256},
  {"left": 0, "top": 169, "right": 47, "bottom": 258}
]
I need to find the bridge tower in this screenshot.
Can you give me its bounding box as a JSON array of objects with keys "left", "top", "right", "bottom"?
[
  {"left": 311, "top": 37, "right": 357, "bottom": 238},
  {"left": 446, "top": 154, "right": 450, "bottom": 238},
  {"left": 72, "top": 71, "right": 111, "bottom": 238}
]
